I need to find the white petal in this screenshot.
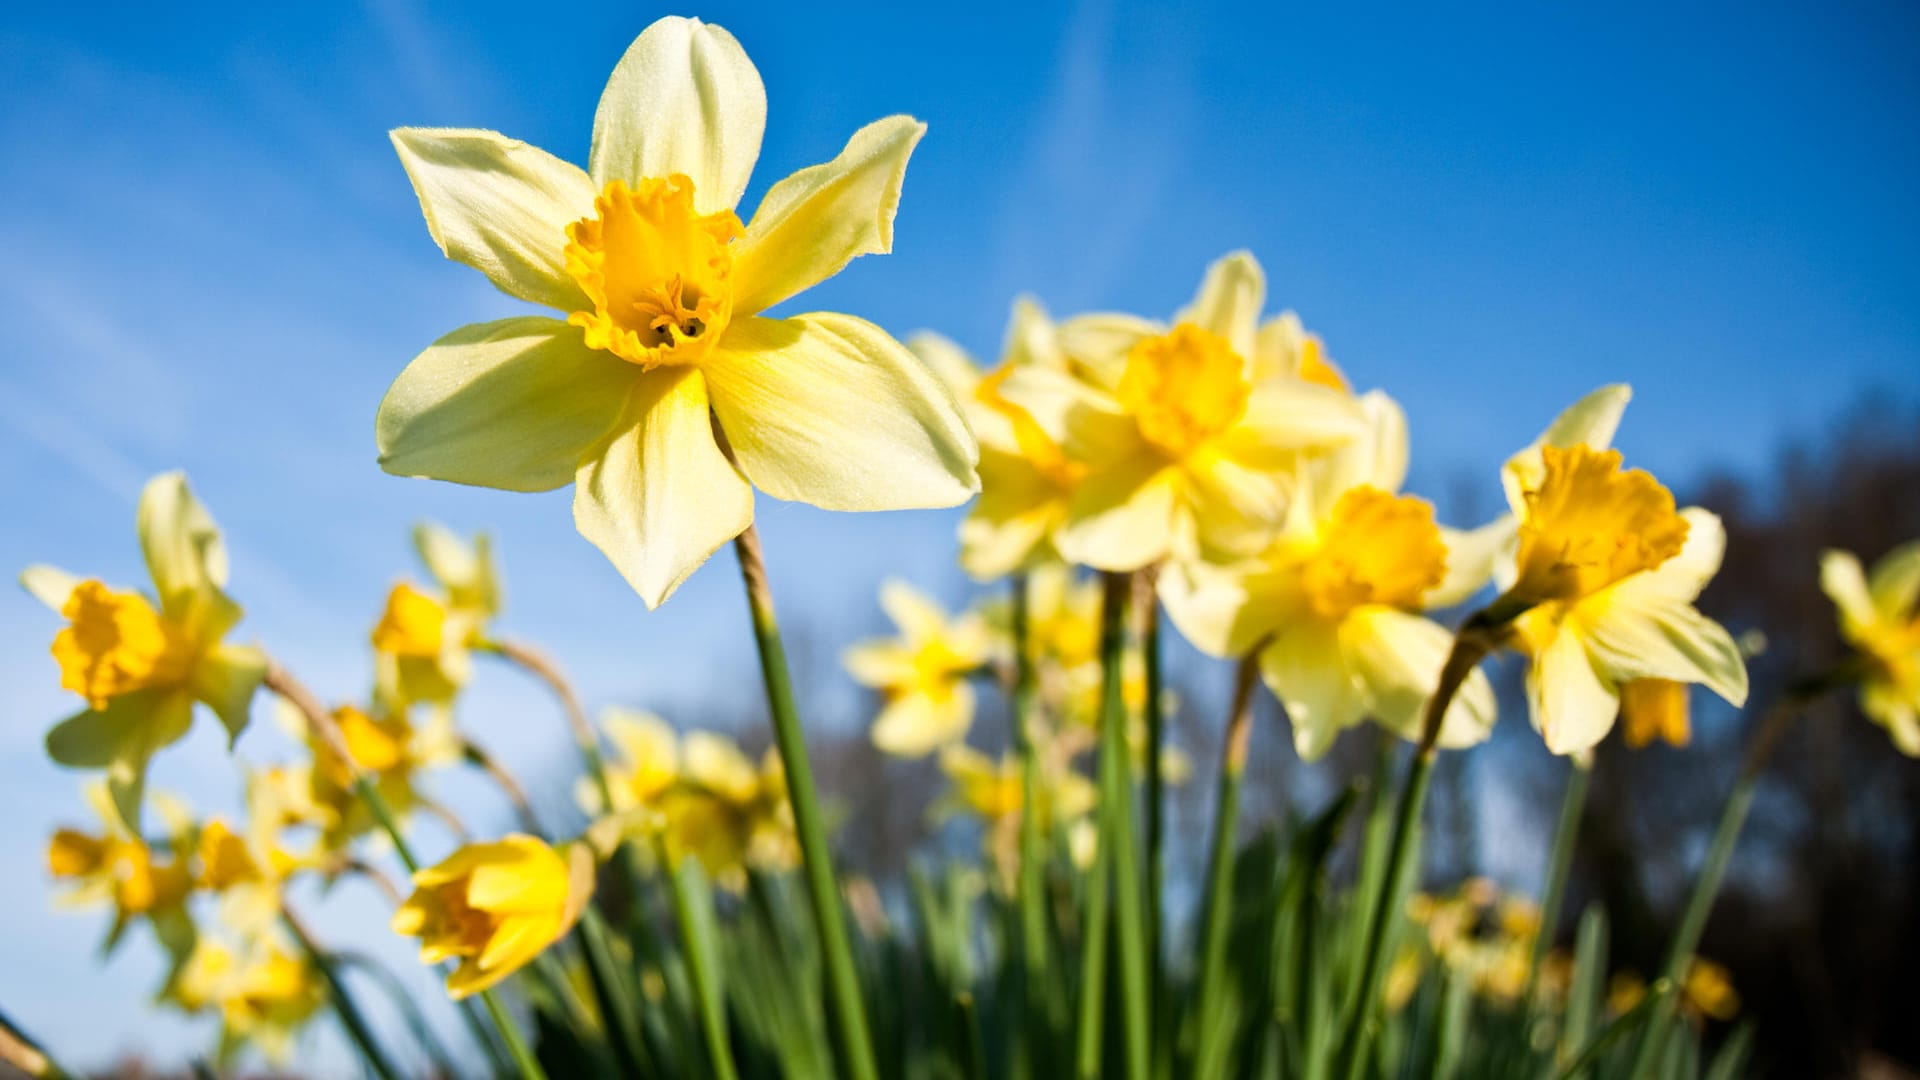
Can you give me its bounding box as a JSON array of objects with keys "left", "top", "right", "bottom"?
[
  {"left": 378, "top": 318, "right": 636, "bottom": 493},
  {"left": 1259, "top": 621, "right": 1364, "bottom": 761},
  {"left": 589, "top": 17, "right": 766, "bottom": 213},
  {"left": 730, "top": 116, "right": 926, "bottom": 316},
  {"left": 573, "top": 369, "right": 754, "bottom": 609},
  {"left": 1527, "top": 626, "right": 1620, "bottom": 755},
  {"left": 390, "top": 128, "right": 596, "bottom": 312},
  {"left": 1175, "top": 251, "right": 1264, "bottom": 360},
  {"left": 705, "top": 313, "right": 978, "bottom": 511}
]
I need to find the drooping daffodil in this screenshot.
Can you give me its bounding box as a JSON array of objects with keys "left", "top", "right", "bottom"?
[
  {"left": 23, "top": 473, "right": 268, "bottom": 827},
  {"left": 47, "top": 781, "right": 196, "bottom": 961},
  {"left": 996, "top": 252, "right": 1364, "bottom": 571},
  {"left": 1160, "top": 392, "right": 1496, "bottom": 759},
  {"left": 378, "top": 16, "right": 977, "bottom": 607},
  {"left": 1819, "top": 540, "right": 1920, "bottom": 754},
  {"left": 913, "top": 298, "right": 1085, "bottom": 579},
  {"left": 392, "top": 834, "right": 597, "bottom": 998},
  {"left": 844, "top": 581, "right": 991, "bottom": 757}
]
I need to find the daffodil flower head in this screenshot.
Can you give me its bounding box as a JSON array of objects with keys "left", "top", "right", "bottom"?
[
  {"left": 392, "top": 834, "right": 597, "bottom": 999},
  {"left": 1819, "top": 541, "right": 1920, "bottom": 754},
  {"left": 23, "top": 473, "right": 268, "bottom": 829},
  {"left": 1298, "top": 487, "right": 1448, "bottom": 620},
  {"left": 995, "top": 252, "right": 1366, "bottom": 571},
  {"left": 379, "top": 16, "right": 977, "bottom": 608},
  {"left": 844, "top": 581, "right": 990, "bottom": 758},
  {"left": 371, "top": 580, "right": 477, "bottom": 711},
  {"left": 414, "top": 521, "right": 503, "bottom": 619},
  {"left": 47, "top": 782, "right": 198, "bottom": 966},
  {"left": 1493, "top": 440, "right": 1747, "bottom": 755},
  {"left": 164, "top": 936, "right": 325, "bottom": 1065}
]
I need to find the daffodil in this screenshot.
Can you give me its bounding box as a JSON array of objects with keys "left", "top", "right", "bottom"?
[
  {"left": 1249, "top": 310, "right": 1350, "bottom": 392},
  {"left": 371, "top": 523, "right": 502, "bottom": 711},
  {"left": 996, "top": 252, "right": 1363, "bottom": 571},
  {"left": 1819, "top": 541, "right": 1920, "bottom": 754},
  {"left": 393, "top": 834, "right": 596, "bottom": 998},
  {"left": 378, "top": 16, "right": 977, "bottom": 608},
  {"left": 845, "top": 581, "right": 991, "bottom": 757},
  {"left": 47, "top": 781, "right": 195, "bottom": 960},
  {"left": 1607, "top": 957, "right": 1738, "bottom": 1026},
  {"left": 1494, "top": 441, "right": 1748, "bottom": 754},
  {"left": 279, "top": 698, "right": 455, "bottom": 850},
  {"left": 164, "top": 937, "right": 325, "bottom": 1065},
  {"left": 937, "top": 743, "right": 1095, "bottom": 890},
  {"left": 1160, "top": 393, "right": 1496, "bottom": 759},
  {"left": 23, "top": 474, "right": 267, "bottom": 827},
  {"left": 914, "top": 298, "right": 1085, "bottom": 579},
  {"left": 194, "top": 767, "right": 324, "bottom": 934},
  {"left": 1399, "top": 878, "right": 1541, "bottom": 1006},
  {"left": 581, "top": 708, "right": 798, "bottom": 889}
]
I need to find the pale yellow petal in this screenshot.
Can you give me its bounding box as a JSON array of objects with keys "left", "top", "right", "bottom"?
[
  {"left": 589, "top": 16, "right": 766, "bottom": 212},
  {"left": 1819, "top": 549, "right": 1877, "bottom": 635},
  {"left": 682, "top": 732, "right": 759, "bottom": 801},
  {"left": 1502, "top": 384, "right": 1634, "bottom": 513},
  {"left": 1318, "top": 390, "right": 1408, "bottom": 502},
  {"left": 996, "top": 364, "right": 1137, "bottom": 458},
  {"left": 1055, "top": 455, "right": 1180, "bottom": 572},
  {"left": 139, "top": 472, "right": 229, "bottom": 608},
  {"left": 1341, "top": 607, "right": 1495, "bottom": 750},
  {"left": 1259, "top": 622, "right": 1363, "bottom": 761},
  {"left": 1001, "top": 296, "right": 1065, "bottom": 370},
  {"left": 907, "top": 331, "right": 981, "bottom": 402},
  {"left": 706, "top": 313, "right": 978, "bottom": 511},
  {"left": 378, "top": 318, "right": 636, "bottom": 493},
  {"left": 1221, "top": 378, "right": 1366, "bottom": 469},
  {"left": 1866, "top": 539, "right": 1920, "bottom": 622},
  {"left": 957, "top": 450, "right": 1063, "bottom": 580},
  {"left": 1428, "top": 518, "right": 1518, "bottom": 610},
  {"left": 843, "top": 641, "right": 918, "bottom": 688},
  {"left": 879, "top": 580, "right": 950, "bottom": 643},
  {"left": 1175, "top": 250, "right": 1264, "bottom": 361},
  {"left": 1631, "top": 507, "right": 1726, "bottom": 601},
  {"left": 573, "top": 369, "right": 754, "bottom": 609},
  {"left": 190, "top": 644, "right": 267, "bottom": 746},
  {"left": 20, "top": 564, "right": 82, "bottom": 612},
  {"left": 1579, "top": 593, "right": 1748, "bottom": 708},
  {"left": 389, "top": 128, "right": 595, "bottom": 311},
  {"left": 1182, "top": 451, "right": 1287, "bottom": 560},
  {"left": 1157, "top": 556, "right": 1281, "bottom": 660},
  {"left": 1056, "top": 313, "right": 1159, "bottom": 391},
  {"left": 871, "top": 685, "right": 974, "bottom": 758},
  {"left": 731, "top": 116, "right": 926, "bottom": 316},
  {"left": 1527, "top": 626, "right": 1618, "bottom": 756}
]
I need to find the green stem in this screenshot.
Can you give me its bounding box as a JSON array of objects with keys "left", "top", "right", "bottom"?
[
  {"left": 0, "top": 1006, "right": 77, "bottom": 1080},
  {"left": 577, "top": 907, "right": 651, "bottom": 1077},
  {"left": 733, "top": 525, "right": 879, "bottom": 1080},
  {"left": 1137, "top": 567, "right": 1166, "bottom": 1054},
  {"left": 283, "top": 910, "right": 404, "bottom": 1080},
  {"left": 1193, "top": 653, "right": 1261, "bottom": 1080},
  {"left": 1011, "top": 573, "right": 1055, "bottom": 1065},
  {"left": 478, "top": 986, "right": 552, "bottom": 1080},
  {"left": 670, "top": 858, "right": 740, "bottom": 1080},
  {"left": 1624, "top": 672, "right": 1845, "bottom": 1076},
  {"left": 1096, "top": 571, "right": 1151, "bottom": 1080},
  {"left": 1526, "top": 760, "right": 1591, "bottom": 1012},
  {"left": 1335, "top": 618, "right": 1496, "bottom": 1080},
  {"left": 334, "top": 951, "right": 465, "bottom": 1079},
  {"left": 1073, "top": 839, "right": 1112, "bottom": 1080}
]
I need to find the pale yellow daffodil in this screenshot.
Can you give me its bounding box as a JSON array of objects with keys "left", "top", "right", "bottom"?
[
  {"left": 936, "top": 743, "right": 1096, "bottom": 890},
  {"left": 165, "top": 936, "right": 325, "bottom": 1065},
  {"left": 47, "top": 781, "right": 197, "bottom": 963},
  {"left": 1819, "top": 541, "right": 1920, "bottom": 754},
  {"left": 1161, "top": 392, "right": 1496, "bottom": 759},
  {"left": 378, "top": 16, "right": 977, "bottom": 608},
  {"left": 1494, "top": 440, "right": 1748, "bottom": 755},
  {"left": 914, "top": 298, "right": 1086, "bottom": 579},
  {"left": 996, "top": 252, "right": 1364, "bottom": 571},
  {"left": 844, "top": 581, "right": 991, "bottom": 758},
  {"left": 393, "top": 834, "right": 596, "bottom": 998},
  {"left": 370, "top": 523, "right": 502, "bottom": 711},
  {"left": 23, "top": 473, "right": 268, "bottom": 828}
]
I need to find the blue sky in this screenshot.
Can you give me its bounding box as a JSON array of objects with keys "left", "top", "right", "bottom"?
[{"left": 2, "top": 0, "right": 1917, "bottom": 1070}]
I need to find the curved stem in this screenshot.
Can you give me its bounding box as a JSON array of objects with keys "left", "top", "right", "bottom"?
[
  {"left": 1193, "top": 652, "right": 1262, "bottom": 1080},
  {"left": 479, "top": 638, "right": 620, "bottom": 823},
  {"left": 733, "top": 524, "right": 879, "bottom": 1080},
  {"left": 283, "top": 907, "right": 405, "bottom": 1080},
  {"left": 461, "top": 738, "right": 545, "bottom": 836}
]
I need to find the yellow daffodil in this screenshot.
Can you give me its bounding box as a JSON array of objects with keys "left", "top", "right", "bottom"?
[
  {"left": 937, "top": 743, "right": 1096, "bottom": 890},
  {"left": 1161, "top": 393, "right": 1495, "bottom": 759},
  {"left": 1494, "top": 440, "right": 1748, "bottom": 755},
  {"left": 582, "top": 708, "right": 798, "bottom": 889},
  {"left": 1819, "top": 541, "right": 1920, "bottom": 754},
  {"left": 996, "top": 252, "right": 1364, "bottom": 571},
  {"left": 164, "top": 936, "right": 324, "bottom": 1065},
  {"left": 1397, "top": 879, "right": 1540, "bottom": 1006},
  {"left": 371, "top": 522, "right": 502, "bottom": 711},
  {"left": 845, "top": 581, "right": 991, "bottom": 757},
  {"left": 47, "top": 782, "right": 196, "bottom": 961},
  {"left": 1250, "top": 311, "right": 1350, "bottom": 392},
  {"left": 1608, "top": 957, "right": 1738, "bottom": 1026},
  {"left": 279, "top": 697, "right": 453, "bottom": 849},
  {"left": 23, "top": 474, "right": 268, "bottom": 827},
  {"left": 378, "top": 16, "right": 977, "bottom": 608},
  {"left": 914, "top": 298, "right": 1086, "bottom": 579},
  {"left": 393, "top": 834, "right": 596, "bottom": 998}
]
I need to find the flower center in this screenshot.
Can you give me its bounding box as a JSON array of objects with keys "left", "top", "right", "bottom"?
[
  {"left": 1512, "top": 445, "right": 1689, "bottom": 606},
  {"left": 1117, "top": 323, "right": 1251, "bottom": 458},
  {"left": 52, "top": 581, "right": 193, "bottom": 708},
  {"left": 1299, "top": 487, "right": 1449, "bottom": 620},
  {"left": 565, "top": 176, "right": 743, "bottom": 369},
  {"left": 371, "top": 583, "right": 446, "bottom": 657}
]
